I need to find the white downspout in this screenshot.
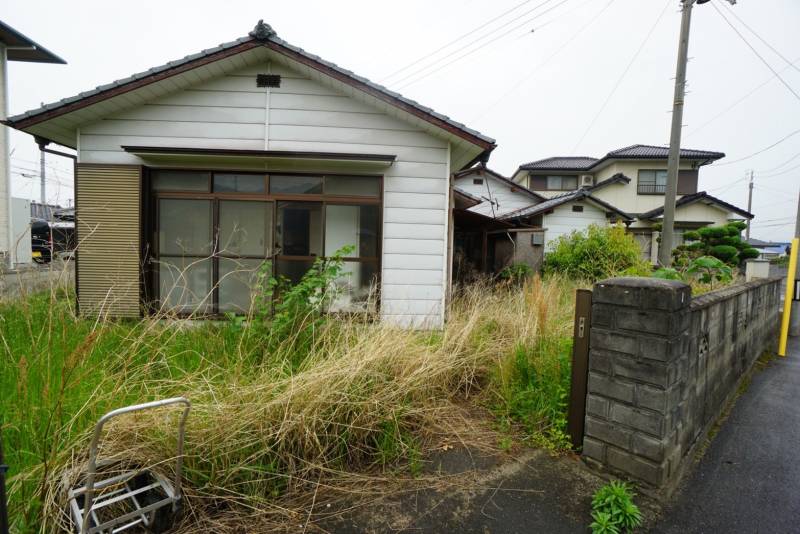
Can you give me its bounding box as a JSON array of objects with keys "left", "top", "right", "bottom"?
[{"left": 0, "top": 44, "right": 13, "bottom": 269}]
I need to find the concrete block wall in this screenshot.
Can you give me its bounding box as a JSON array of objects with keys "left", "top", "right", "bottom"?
[{"left": 582, "top": 276, "right": 781, "bottom": 489}]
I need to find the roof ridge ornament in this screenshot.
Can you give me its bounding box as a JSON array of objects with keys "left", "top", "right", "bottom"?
[{"left": 249, "top": 20, "right": 276, "bottom": 41}]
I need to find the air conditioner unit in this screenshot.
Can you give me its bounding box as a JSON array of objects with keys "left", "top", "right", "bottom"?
[{"left": 580, "top": 175, "right": 594, "bottom": 187}]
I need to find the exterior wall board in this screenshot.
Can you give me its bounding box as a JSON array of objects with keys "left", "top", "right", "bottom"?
[
  {"left": 543, "top": 202, "right": 607, "bottom": 250},
  {"left": 453, "top": 171, "right": 537, "bottom": 218},
  {"left": 77, "top": 59, "right": 452, "bottom": 327},
  {"left": 75, "top": 164, "right": 141, "bottom": 318}
]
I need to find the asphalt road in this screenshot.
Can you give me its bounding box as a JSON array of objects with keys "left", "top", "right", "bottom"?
[{"left": 655, "top": 336, "right": 800, "bottom": 533}]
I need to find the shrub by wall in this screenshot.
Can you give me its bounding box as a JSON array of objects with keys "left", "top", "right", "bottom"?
[{"left": 544, "top": 224, "right": 650, "bottom": 281}]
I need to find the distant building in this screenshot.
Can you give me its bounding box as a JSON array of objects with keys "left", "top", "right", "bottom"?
[{"left": 30, "top": 201, "right": 64, "bottom": 221}]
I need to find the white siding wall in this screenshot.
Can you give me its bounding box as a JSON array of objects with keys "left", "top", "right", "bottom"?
[
  {"left": 453, "top": 172, "right": 536, "bottom": 217},
  {"left": 78, "top": 59, "right": 452, "bottom": 328},
  {"left": 543, "top": 201, "right": 608, "bottom": 251}
]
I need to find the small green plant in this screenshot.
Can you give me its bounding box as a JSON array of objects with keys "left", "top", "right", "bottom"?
[
  {"left": 544, "top": 224, "right": 650, "bottom": 281},
  {"left": 254, "top": 245, "right": 354, "bottom": 364},
  {"left": 590, "top": 480, "right": 642, "bottom": 533},
  {"left": 686, "top": 255, "right": 733, "bottom": 289},
  {"left": 499, "top": 262, "right": 534, "bottom": 284},
  {"left": 651, "top": 267, "right": 682, "bottom": 281},
  {"left": 652, "top": 255, "right": 733, "bottom": 293}
]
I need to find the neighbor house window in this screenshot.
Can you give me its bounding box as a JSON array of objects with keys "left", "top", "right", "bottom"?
[
  {"left": 546, "top": 175, "right": 578, "bottom": 190},
  {"left": 638, "top": 170, "right": 668, "bottom": 194},
  {"left": 149, "top": 170, "right": 381, "bottom": 315}
]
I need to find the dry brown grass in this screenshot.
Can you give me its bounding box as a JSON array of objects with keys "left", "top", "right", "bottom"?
[{"left": 3, "top": 276, "right": 579, "bottom": 532}]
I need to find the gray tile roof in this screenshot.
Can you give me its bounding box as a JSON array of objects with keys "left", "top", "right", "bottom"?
[
  {"left": 454, "top": 164, "right": 545, "bottom": 202},
  {"left": 638, "top": 191, "right": 753, "bottom": 220},
  {"left": 6, "top": 21, "right": 495, "bottom": 148},
  {"left": 517, "top": 144, "right": 725, "bottom": 173},
  {"left": 519, "top": 156, "right": 598, "bottom": 171},
  {"left": 607, "top": 144, "right": 725, "bottom": 160},
  {"left": 499, "top": 189, "right": 632, "bottom": 221}
]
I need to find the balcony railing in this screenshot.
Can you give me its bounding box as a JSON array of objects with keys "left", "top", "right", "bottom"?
[{"left": 638, "top": 183, "right": 666, "bottom": 195}]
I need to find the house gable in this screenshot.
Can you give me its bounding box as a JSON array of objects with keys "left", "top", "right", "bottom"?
[
  {"left": 453, "top": 167, "right": 543, "bottom": 218},
  {"left": 7, "top": 23, "right": 494, "bottom": 171}
]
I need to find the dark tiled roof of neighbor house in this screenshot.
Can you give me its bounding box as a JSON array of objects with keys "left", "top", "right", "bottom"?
[
  {"left": 606, "top": 144, "right": 724, "bottom": 160},
  {"left": 454, "top": 165, "right": 546, "bottom": 202},
  {"left": 638, "top": 191, "right": 754, "bottom": 220},
  {"left": 5, "top": 21, "right": 495, "bottom": 152},
  {"left": 518, "top": 144, "right": 725, "bottom": 173},
  {"left": 499, "top": 189, "right": 633, "bottom": 221},
  {"left": 587, "top": 172, "right": 631, "bottom": 191},
  {"left": 519, "top": 156, "right": 599, "bottom": 171}
]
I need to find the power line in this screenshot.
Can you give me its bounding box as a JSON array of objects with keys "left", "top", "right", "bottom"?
[
  {"left": 570, "top": 0, "right": 670, "bottom": 154},
  {"left": 705, "top": 175, "right": 749, "bottom": 193},
  {"left": 711, "top": 2, "right": 800, "bottom": 104},
  {"left": 684, "top": 56, "right": 800, "bottom": 139},
  {"left": 393, "top": 0, "right": 571, "bottom": 90},
  {"left": 758, "top": 150, "right": 800, "bottom": 174},
  {"left": 380, "top": 0, "right": 544, "bottom": 83},
  {"left": 759, "top": 161, "right": 800, "bottom": 179},
  {"left": 715, "top": 128, "right": 800, "bottom": 166},
  {"left": 720, "top": 1, "right": 800, "bottom": 76},
  {"left": 469, "top": 0, "right": 617, "bottom": 122},
  {"left": 389, "top": 0, "right": 563, "bottom": 87}
]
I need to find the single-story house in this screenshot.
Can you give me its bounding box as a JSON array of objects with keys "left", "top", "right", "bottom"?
[
  {"left": 3, "top": 21, "right": 497, "bottom": 328},
  {"left": 499, "top": 188, "right": 634, "bottom": 251}
]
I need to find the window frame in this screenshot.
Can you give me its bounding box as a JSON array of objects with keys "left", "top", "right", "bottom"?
[
  {"left": 145, "top": 168, "right": 383, "bottom": 316},
  {"left": 637, "top": 169, "right": 669, "bottom": 195},
  {"left": 545, "top": 175, "right": 579, "bottom": 191}
]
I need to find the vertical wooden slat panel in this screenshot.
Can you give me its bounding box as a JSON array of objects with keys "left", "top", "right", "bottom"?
[{"left": 76, "top": 164, "right": 142, "bottom": 318}]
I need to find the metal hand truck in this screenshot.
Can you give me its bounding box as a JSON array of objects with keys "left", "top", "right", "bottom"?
[{"left": 66, "top": 397, "right": 191, "bottom": 534}]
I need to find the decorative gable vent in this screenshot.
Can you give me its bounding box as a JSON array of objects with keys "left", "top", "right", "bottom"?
[{"left": 256, "top": 74, "right": 281, "bottom": 88}]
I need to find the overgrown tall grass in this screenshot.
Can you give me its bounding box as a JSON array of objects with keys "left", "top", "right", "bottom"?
[{"left": 0, "top": 276, "right": 578, "bottom": 532}]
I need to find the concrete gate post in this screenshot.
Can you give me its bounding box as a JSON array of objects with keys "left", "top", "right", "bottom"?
[{"left": 581, "top": 277, "right": 691, "bottom": 487}]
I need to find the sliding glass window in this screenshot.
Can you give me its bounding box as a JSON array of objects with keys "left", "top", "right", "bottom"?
[{"left": 149, "top": 170, "right": 381, "bottom": 315}]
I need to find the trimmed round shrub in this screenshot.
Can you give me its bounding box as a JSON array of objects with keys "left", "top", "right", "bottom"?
[
  {"left": 739, "top": 247, "right": 760, "bottom": 260},
  {"left": 698, "top": 226, "right": 728, "bottom": 239},
  {"left": 709, "top": 244, "right": 739, "bottom": 263},
  {"left": 727, "top": 220, "right": 747, "bottom": 231},
  {"left": 687, "top": 241, "right": 705, "bottom": 251}
]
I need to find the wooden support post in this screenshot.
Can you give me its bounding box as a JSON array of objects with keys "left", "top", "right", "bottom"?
[
  {"left": 567, "top": 289, "right": 592, "bottom": 450},
  {"left": 480, "top": 230, "right": 488, "bottom": 273}
]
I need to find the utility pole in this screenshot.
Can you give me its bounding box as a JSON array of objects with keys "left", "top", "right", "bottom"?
[
  {"left": 39, "top": 148, "right": 46, "bottom": 206},
  {"left": 745, "top": 170, "right": 754, "bottom": 240},
  {"left": 659, "top": 1, "right": 694, "bottom": 267},
  {"left": 791, "top": 187, "right": 800, "bottom": 336},
  {"left": 659, "top": 0, "right": 737, "bottom": 267}
]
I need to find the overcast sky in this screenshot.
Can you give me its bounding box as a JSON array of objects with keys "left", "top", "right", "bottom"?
[{"left": 2, "top": 0, "right": 799, "bottom": 241}]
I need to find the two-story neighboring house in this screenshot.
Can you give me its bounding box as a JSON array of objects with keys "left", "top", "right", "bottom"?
[{"left": 509, "top": 144, "right": 753, "bottom": 261}]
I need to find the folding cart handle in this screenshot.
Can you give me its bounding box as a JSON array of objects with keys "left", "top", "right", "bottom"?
[{"left": 80, "top": 397, "right": 191, "bottom": 534}]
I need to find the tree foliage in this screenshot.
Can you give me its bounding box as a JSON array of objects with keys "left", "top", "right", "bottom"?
[
  {"left": 543, "top": 224, "right": 651, "bottom": 281},
  {"left": 672, "top": 221, "right": 759, "bottom": 267}
]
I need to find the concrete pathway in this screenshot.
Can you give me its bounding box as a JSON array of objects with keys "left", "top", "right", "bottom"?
[{"left": 655, "top": 336, "right": 800, "bottom": 533}]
